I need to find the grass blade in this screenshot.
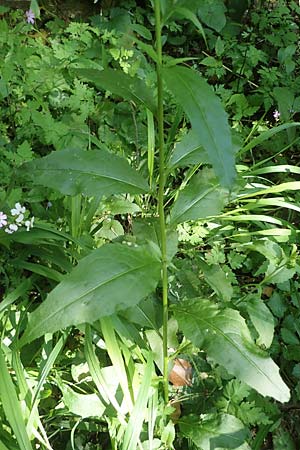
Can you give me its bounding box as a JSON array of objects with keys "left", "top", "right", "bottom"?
[
  {"left": 0, "top": 347, "right": 33, "bottom": 450},
  {"left": 122, "top": 353, "right": 153, "bottom": 450}
]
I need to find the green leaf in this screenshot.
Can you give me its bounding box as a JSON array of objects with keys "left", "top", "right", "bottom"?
[
  {"left": 163, "top": 66, "right": 235, "bottom": 187},
  {"left": 170, "top": 169, "right": 229, "bottom": 225},
  {"left": 168, "top": 6, "right": 207, "bottom": 46},
  {"left": 179, "top": 413, "right": 250, "bottom": 450},
  {"left": 122, "top": 353, "right": 153, "bottom": 450},
  {"left": 20, "top": 242, "right": 161, "bottom": 345},
  {"left": 75, "top": 68, "right": 157, "bottom": 114},
  {"left": 0, "top": 348, "right": 33, "bottom": 450},
  {"left": 173, "top": 298, "right": 290, "bottom": 402},
  {"left": 169, "top": 129, "right": 209, "bottom": 168},
  {"left": 198, "top": 260, "right": 233, "bottom": 302},
  {"left": 244, "top": 295, "right": 274, "bottom": 349},
  {"left": 273, "top": 429, "right": 296, "bottom": 450},
  {"left": 240, "top": 123, "right": 300, "bottom": 156},
  {"left": 58, "top": 382, "right": 105, "bottom": 418},
  {"left": 198, "top": 0, "right": 227, "bottom": 32},
  {"left": 23, "top": 148, "right": 148, "bottom": 197}
]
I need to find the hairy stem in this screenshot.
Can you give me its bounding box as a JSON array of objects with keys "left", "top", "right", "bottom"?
[{"left": 154, "top": 0, "right": 169, "bottom": 403}]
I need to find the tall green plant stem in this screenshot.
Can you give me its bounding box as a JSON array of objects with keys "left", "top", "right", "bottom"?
[{"left": 154, "top": 0, "right": 169, "bottom": 404}]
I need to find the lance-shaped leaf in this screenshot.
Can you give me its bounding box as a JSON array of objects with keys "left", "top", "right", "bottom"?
[
  {"left": 164, "top": 66, "right": 236, "bottom": 188},
  {"left": 20, "top": 242, "right": 161, "bottom": 345},
  {"left": 75, "top": 68, "right": 157, "bottom": 114},
  {"left": 23, "top": 148, "right": 148, "bottom": 197},
  {"left": 173, "top": 298, "right": 290, "bottom": 402},
  {"left": 170, "top": 169, "right": 228, "bottom": 225}
]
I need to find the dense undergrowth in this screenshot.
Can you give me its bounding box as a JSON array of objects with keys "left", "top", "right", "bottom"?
[{"left": 1, "top": 0, "right": 300, "bottom": 449}]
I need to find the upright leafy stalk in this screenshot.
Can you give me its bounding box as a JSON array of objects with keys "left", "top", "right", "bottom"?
[{"left": 154, "top": 0, "right": 169, "bottom": 403}]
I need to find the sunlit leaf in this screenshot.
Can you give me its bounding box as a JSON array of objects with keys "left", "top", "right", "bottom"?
[
  {"left": 0, "top": 348, "right": 33, "bottom": 450},
  {"left": 21, "top": 242, "right": 161, "bottom": 345},
  {"left": 244, "top": 295, "right": 274, "bottom": 349},
  {"left": 173, "top": 298, "right": 290, "bottom": 402}
]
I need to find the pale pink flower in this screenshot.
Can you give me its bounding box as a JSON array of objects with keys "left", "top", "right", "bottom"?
[
  {"left": 273, "top": 110, "right": 280, "bottom": 122},
  {"left": 0, "top": 212, "right": 7, "bottom": 228},
  {"left": 25, "top": 9, "right": 35, "bottom": 24}
]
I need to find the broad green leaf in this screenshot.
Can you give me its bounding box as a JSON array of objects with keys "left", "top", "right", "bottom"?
[
  {"left": 179, "top": 413, "right": 250, "bottom": 450},
  {"left": 170, "top": 169, "right": 229, "bottom": 225},
  {"left": 198, "top": 0, "right": 227, "bottom": 32},
  {"left": 173, "top": 298, "right": 290, "bottom": 402},
  {"left": 164, "top": 66, "right": 235, "bottom": 187},
  {"left": 20, "top": 242, "right": 161, "bottom": 345},
  {"left": 244, "top": 295, "right": 274, "bottom": 348},
  {"left": 0, "top": 348, "right": 33, "bottom": 450},
  {"left": 58, "top": 383, "right": 105, "bottom": 418},
  {"left": 23, "top": 148, "right": 148, "bottom": 197},
  {"left": 169, "top": 129, "right": 209, "bottom": 168},
  {"left": 75, "top": 68, "right": 156, "bottom": 114}
]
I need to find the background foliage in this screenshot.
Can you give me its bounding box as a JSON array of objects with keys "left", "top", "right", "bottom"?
[{"left": 0, "top": 0, "right": 300, "bottom": 449}]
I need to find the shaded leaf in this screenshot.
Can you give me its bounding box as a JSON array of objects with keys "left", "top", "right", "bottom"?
[
  {"left": 198, "top": 0, "right": 227, "bottom": 32},
  {"left": 244, "top": 295, "right": 274, "bottom": 348},
  {"left": 23, "top": 148, "right": 148, "bottom": 197},
  {"left": 173, "top": 298, "right": 290, "bottom": 402},
  {"left": 198, "top": 260, "right": 233, "bottom": 302},
  {"left": 21, "top": 242, "right": 161, "bottom": 345},
  {"left": 179, "top": 413, "right": 250, "bottom": 450},
  {"left": 169, "top": 129, "right": 209, "bottom": 168},
  {"left": 75, "top": 68, "right": 156, "bottom": 114},
  {"left": 170, "top": 169, "right": 228, "bottom": 225},
  {"left": 240, "top": 123, "right": 300, "bottom": 156},
  {"left": 164, "top": 66, "right": 235, "bottom": 187}
]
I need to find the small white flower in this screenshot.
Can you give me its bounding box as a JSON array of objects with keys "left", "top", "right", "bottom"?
[
  {"left": 5, "top": 223, "right": 18, "bottom": 234},
  {"left": 25, "top": 216, "right": 34, "bottom": 231},
  {"left": 16, "top": 214, "right": 24, "bottom": 223},
  {"left": 11, "top": 202, "right": 26, "bottom": 216}
]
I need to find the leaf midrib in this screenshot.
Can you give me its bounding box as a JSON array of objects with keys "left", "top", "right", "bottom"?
[{"left": 34, "top": 167, "right": 147, "bottom": 190}]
